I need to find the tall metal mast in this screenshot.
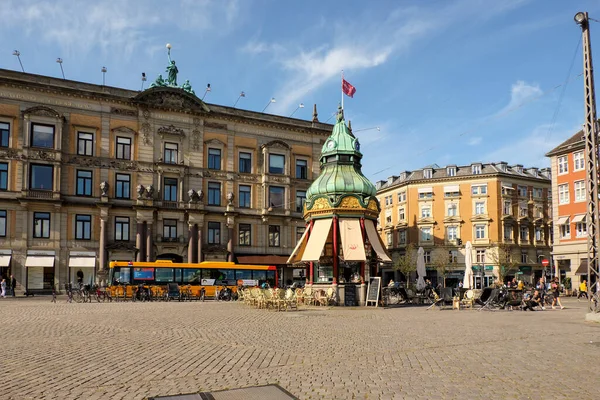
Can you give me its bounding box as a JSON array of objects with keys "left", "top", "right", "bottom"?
[{"left": 575, "top": 11, "right": 600, "bottom": 310}]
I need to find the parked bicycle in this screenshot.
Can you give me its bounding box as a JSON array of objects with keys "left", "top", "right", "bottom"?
[{"left": 92, "top": 284, "right": 112, "bottom": 302}]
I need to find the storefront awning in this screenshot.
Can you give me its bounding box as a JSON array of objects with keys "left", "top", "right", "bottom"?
[
  {"left": 365, "top": 219, "right": 392, "bottom": 262},
  {"left": 339, "top": 219, "right": 366, "bottom": 261},
  {"left": 68, "top": 257, "right": 96, "bottom": 268},
  {"left": 0, "top": 255, "right": 11, "bottom": 267},
  {"left": 417, "top": 187, "right": 433, "bottom": 193},
  {"left": 443, "top": 185, "right": 460, "bottom": 193},
  {"left": 572, "top": 214, "right": 586, "bottom": 223},
  {"left": 301, "top": 219, "right": 333, "bottom": 262},
  {"left": 287, "top": 228, "right": 309, "bottom": 264},
  {"left": 575, "top": 259, "right": 588, "bottom": 275},
  {"left": 237, "top": 255, "right": 289, "bottom": 265},
  {"left": 25, "top": 256, "right": 55, "bottom": 268},
  {"left": 556, "top": 216, "right": 570, "bottom": 225}
]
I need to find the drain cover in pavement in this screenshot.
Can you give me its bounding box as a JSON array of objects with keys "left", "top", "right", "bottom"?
[{"left": 148, "top": 384, "right": 298, "bottom": 400}]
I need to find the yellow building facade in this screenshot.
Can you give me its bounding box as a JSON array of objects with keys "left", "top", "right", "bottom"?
[{"left": 375, "top": 163, "right": 552, "bottom": 287}]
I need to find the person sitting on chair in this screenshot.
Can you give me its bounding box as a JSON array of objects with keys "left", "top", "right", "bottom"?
[{"left": 522, "top": 290, "right": 542, "bottom": 311}]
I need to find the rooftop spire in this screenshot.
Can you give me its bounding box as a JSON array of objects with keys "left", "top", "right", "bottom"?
[{"left": 312, "top": 103, "right": 319, "bottom": 123}]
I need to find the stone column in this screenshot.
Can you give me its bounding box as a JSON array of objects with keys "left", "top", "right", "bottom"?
[
  {"left": 197, "top": 224, "right": 203, "bottom": 262},
  {"left": 332, "top": 216, "right": 339, "bottom": 284},
  {"left": 187, "top": 223, "right": 196, "bottom": 263},
  {"left": 99, "top": 217, "right": 107, "bottom": 272},
  {"left": 146, "top": 223, "right": 153, "bottom": 262},
  {"left": 136, "top": 222, "right": 144, "bottom": 262},
  {"left": 227, "top": 225, "right": 234, "bottom": 262}
]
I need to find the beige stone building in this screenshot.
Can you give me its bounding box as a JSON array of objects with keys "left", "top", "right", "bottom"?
[
  {"left": 375, "top": 162, "right": 553, "bottom": 288},
  {"left": 0, "top": 68, "right": 331, "bottom": 294}
]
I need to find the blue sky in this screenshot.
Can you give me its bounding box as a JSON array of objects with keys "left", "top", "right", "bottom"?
[{"left": 1, "top": 0, "right": 599, "bottom": 180}]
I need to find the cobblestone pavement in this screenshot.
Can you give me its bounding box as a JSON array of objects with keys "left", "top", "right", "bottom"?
[{"left": 0, "top": 296, "right": 599, "bottom": 400}]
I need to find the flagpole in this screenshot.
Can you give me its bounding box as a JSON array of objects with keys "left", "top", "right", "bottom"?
[{"left": 341, "top": 70, "right": 344, "bottom": 112}]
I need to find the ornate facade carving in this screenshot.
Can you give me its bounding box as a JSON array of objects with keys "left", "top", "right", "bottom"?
[
  {"left": 261, "top": 139, "right": 291, "bottom": 150},
  {"left": 110, "top": 107, "right": 137, "bottom": 117},
  {"left": 29, "top": 151, "right": 56, "bottom": 161},
  {"left": 136, "top": 184, "right": 145, "bottom": 198},
  {"left": 158, "top": 124, "right": 185, "bottom": 139},
  {"left": 191, "top": 117, "right": 202, "bottom": 151},
  {"left": 0, "top": 148, "right": 20, "bottom": 159},
  {"left": 141, "top": 107, "right": 152, "bottom": 146},
  {"left": 100, "top": 181, "right": 109, "bottom": 196},
  {"left": 146, "top": 185, "right": 154, "bottom": 199},
  {"left": 112, "top": 126, "right": 137, "bottom": 135},
  {"left": 204, "top": 121, "right": 227, "bottom": 130},
  {"left": 204, "top": 138, "right": 226, "bottom": 147},
  {"left": 134, "top": 87, "right": 210, "bottom": 113},
  {"left": 22, "top": 105, "right": 61, "bottom": 119}
]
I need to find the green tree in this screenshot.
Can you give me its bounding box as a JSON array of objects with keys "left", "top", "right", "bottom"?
[
  {"left": 489, "top": 243, "right": 520, "bottom": 284},
  {"left": 392, "top": 243, "right": 417, "bottom": 284},
  {"left": 431, "top": 250, "right": 449, "bottom": 288}
]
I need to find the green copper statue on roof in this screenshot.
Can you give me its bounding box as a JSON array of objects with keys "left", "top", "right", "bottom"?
[{"left": 149, "top": 43, "right": 196, "bottom": 96}]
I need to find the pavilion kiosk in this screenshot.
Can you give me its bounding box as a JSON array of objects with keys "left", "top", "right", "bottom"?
[{"left": 288, "top": 106, "right": 391, "bottom": 305}]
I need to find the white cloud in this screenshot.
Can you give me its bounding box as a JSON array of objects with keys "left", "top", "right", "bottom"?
[
  {"left": 0, "top": 0, "right": 241, "bottom": 58},
  {"left": 497, "top": 80, "right": 543, "bottom": 116},
  {"left": 468, "top": 136, "right": 482, "bottom": 146}
]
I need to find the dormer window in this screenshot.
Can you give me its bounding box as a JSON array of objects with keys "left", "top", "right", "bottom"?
[
  {"left": 423, "top": 169, "right": 432, "bottom": 179},
  {"left": 471, "top": 164, "right": 482, "bottom": 175},
  {"left": 447, "top": 167, "right": 456, "bottom": 177}
]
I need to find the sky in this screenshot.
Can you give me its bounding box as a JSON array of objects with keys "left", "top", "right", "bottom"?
[{"left": 1, "top": 0, "right": 600, "bottom": 181}]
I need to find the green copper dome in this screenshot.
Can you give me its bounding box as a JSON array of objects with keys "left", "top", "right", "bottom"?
[{"left": 306, "top": 107, "right": 377, "bottom": 205}]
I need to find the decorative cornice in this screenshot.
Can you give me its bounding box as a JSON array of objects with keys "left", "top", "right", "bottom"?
[
  {"left": 112, "top": 126, "right": 137, "bottom": 135},
  {"left": 157, "top": 124, "right": 185, "bottom": 139},
  {"left": 262, "top": 139, "right": 291, "bottom": 150},
  {"left": 22, "top": 105, "right": 62, "bottom": 119},
  {"left": 110, "top": 107, "right": 137, "bottom": 117}
]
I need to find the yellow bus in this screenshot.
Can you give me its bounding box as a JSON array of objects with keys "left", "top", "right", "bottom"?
[{"left": 107, "top": 260, "right": 277, "bottom": 299}]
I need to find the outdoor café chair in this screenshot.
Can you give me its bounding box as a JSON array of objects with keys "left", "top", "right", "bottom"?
[
  {"left": 326, "top": 287, "right": 337, "bottom": 306},
  {"left": 460, "top": 290, "right": 475, "bottom": 309}
]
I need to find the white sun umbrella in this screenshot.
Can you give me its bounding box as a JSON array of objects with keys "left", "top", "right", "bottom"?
[
  {"left": 416, "top": 246, "right": 426, "bottom": 291},
  {"left": 463, "top": 241, "right": 473, "bottom": 289}
]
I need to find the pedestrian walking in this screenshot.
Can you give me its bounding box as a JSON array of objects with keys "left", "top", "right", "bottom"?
[
  {"left": 537, "top": 277, "right": 546, "bottom": 310},
  {"left": 10, "top": 274, "right": 16, "bottom": 297},
  {"left": 551, "top": 278, "right": 564, "bottom": 309},
  {"left": 578, "top": 280, "right": 588, "bottom": 301},
  {"left": 1, "top": 278, "right": 6, "bottom": 298}
]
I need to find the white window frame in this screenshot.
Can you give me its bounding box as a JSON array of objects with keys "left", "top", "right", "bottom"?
[
  {"left": 386, "top": 231, "right": 393, "bottom": 246},
  {"left": 421, "top": 227, "right": 432, "bottom": 241},
  {"left": 398, "top": 207, "right": 405, "bottom": 221},
  {"left": 503, "top": 201, "right": 511, "bottom": 215},
  {"left": 397, "top": 191, "right": 406, "bottom": 203},
  {"left": 560, "top": 223, "right": 570, "bottom": 239},
  {"left": 476, "top": 249, "right": 486, "bottom": 263},
  {"left": 475, "top": 202, "right": 485, "bottom": 215},
  {"left": 558, "top": 184, "right": 569, "bottom": 204},
  {"left": 471, "top": 185, "right": 487, "bottom": 195},
  {"left": 503, "top": 225, "right": 512, "bottom": 240},
  {"left": 447, "top": 167, "right": 456, "bottom": 177},
  {"left": 574, "top": 180, "right": 586, "bottom": 202},
  {"left": 576, "top": 222, "right": 587, "bottom": 238},
  {"left": 447, "top": 203, "right": 457, "bottom": 217},
  {"left": 475, "top": 224, "right": 486, "bottom": 239},
  {"left": 520, "top": 226, "right": 529, "bottom": 241},
  {"left": 446, "top": 226, "right": 457, "bottom": 240},
  {"left": 517, "top": 185, "right": 527, "bottom": 197},
  {"left": 398, "top": 230, "right": 406, "bottom": 245},
  {"left": 421, "top": 206, "right": 431, "bottom": 218},
  {"left": 471, "top": 164, "right": 481, "bottom": 174},
  {"left": 573, "top": 151, "right": 584, "bottom": 171},
  {"left": 558, "top": 155, "right": 568, "bottom": 175},
  {"left": 423, "top": 169, "right": 432, "bottom": 179}
]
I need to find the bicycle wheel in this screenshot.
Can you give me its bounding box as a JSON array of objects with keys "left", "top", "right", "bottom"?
[{"left": 75, "top": 292, "right": 84, "bottom": 303}]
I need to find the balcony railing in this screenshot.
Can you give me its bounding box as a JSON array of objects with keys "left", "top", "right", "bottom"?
[{"left": 23, "top": 190, "right": 60, "bottom": 200}]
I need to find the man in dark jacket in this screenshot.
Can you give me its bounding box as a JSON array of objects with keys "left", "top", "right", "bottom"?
[{"left": 10, "top": 274, "right": 16, "bottom": 297}]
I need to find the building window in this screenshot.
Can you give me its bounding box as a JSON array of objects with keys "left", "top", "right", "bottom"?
[
  {"left": 208, "top": 148, "right": 221, "bottom": 170},
  {"left": 239, "top": 152, "right": 252, "bottom": 173},
  {"left": 164, "top": 142, "right": 178, "bottom": 164},
  {"left": 504, "top": 225, "right": 512, "bottom": 240},
  {"left": 163, "top": 178, "right": 178, "bottom": 202},
  {"left": 113, "top": 217, "right": 129, "bottom": 241},
  {"left": 574, "top": 151, "right": 584, "bottom": 171},
  {"left": 0, "top": 122, "right": 9, "bottom": 147},
  {"left": 517, "top": 186, "right": 527, "bottom": 197},
  {"left": 296, "top": 190, "right": 306, "bottom": 212},
  {"left": 385, "top": 195, "right": 392, "bottom": 206},
  {"left": 533, "top": 188, "right": 543, "bottom": 198},
  {"left": 560, "top": 222, "right": 570, "bottom": 239},
  {"left": 398, "top": 207, "right": 405, "bottom": 221},
  {"left": 75, "top": 214, "right": 91, "bottom": 240},
  {"left": 424, "top": 251, "right": 431, "bottom": 264},
  {"left": 521, "top": 252, "right": 528, "bottom": 263},
  {"left": 0, "top": 163, "right": 7, "bottom": 190},
  {"left": 423, "top": 169, "right": 432, "bottom": 179},
  {"left": 447, "top": 203, "right": 457, "bottom": 217},
  {"left": 207, "top": 182, "right": 221, "bottom": 206},
  {"left": 269, "top": 186, "right": 284, "bottom": 209},
  {"left": 269, "top": 154, "right": 285, "bottom": 174},
  {"left": 398, "top": 230, "right": 406, "bottom": 244},
  {"left": 385, "top": 211, "right": 392, "bottom": 225},
  {"left": 471, "top": 185, "right": 487, "bottom": 195},
  {"left": 239, "top": 185, "right": 251, "bottom": 208},
  {"left": 163, "top": 219, "right": 177, "bottom": 240},
  {"left": 475, "top": 224, "right": 486, "bottom": 239},
  {"left": 421, "top": 227, "right": 432, "bottom": 241},
  {"left": 397, "top": 192, "right": 406, "bottom": 202},
  {"left": 519, "top": 204, "right": 527, "bottom": 218},
  {"left": 208, "top": 222, "right": 220, "bottom": 244},
  {"left": 116, "top": 136, "right": 131, "bottom": 160},
  {"left": 239, "top": 224, "right": 251, "bottom": 246},
  {"left": 558, "top": 155, "right": 568, "bottom": 174},
  {"left": 503, "top": 201, "right": 511, "bottom": 215},
  {"left": 296, "top": 227, "right": 305, "bottom": 243},
  {"left": 30, "top": 164, "right": 53, "bottom": 190},
  {"left": 535, "top": 227, "right": 543, "bottom": 241},
  {"left": 446, "top": 226, "right": 457, "bottom": 241},
  {"left": 576, "top": 222, "right": 587, "bottom": 238},
  {"left": 418, "top": 191, "right": 433, "bottom": 199},
  {"left": 448, "top": 250, "right": 458, "bottom": 263},
  {"left": 31, "top": 123, "right": 54, "bottom": 148},
  {"left": 77, "top": 132, "right": 93, "bottom": 156},
  {"left": 476, "top": 249, "right": 486, "bottom": 263},
  {"left": 471, "top": 164, "right": 481, "bottom": 174},
  {"left": 296, "top": 159, "right": 308, "bottom": 179},
  {"left": 558, "top": 184, "right": 569, "bottom": 204},
  {"left": 574, "top": 180, "right": 586, "bottom": 202},
  {"left": 475, "top": 202, "right": 485, "bottom": 215},
  {"left": 268, "top": 225, "right": 280, "bottom": 247},
  {"left": 0, "top": 210, "right": 6, "bottom": 237},
  {"left": 447, "top": 167, "right": 456, "bottom": 177},
  {"left": 76, "top": 170, "right": 93, "bottom": 196},
  {"left": 520, "top": 226, "right": 529, "bottom": 241},
  {"left": 386, "top": 231, "right": 393, "bottom": 246},
  {"left": 421, "top": 206, "right": 431, "bottom": 218},
  {"left": 115, "top": 173, "right": 130, "bottom": 199},
  {"left": 33, "top": 212, "right": 51, "bottom": 238}
]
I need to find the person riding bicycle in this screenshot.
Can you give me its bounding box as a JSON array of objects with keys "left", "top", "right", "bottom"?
[{"left": 578, "top": 280, "right": 588, "bottom": 300}]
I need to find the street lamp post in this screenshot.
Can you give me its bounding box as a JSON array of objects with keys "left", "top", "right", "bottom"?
[
  {"left": 289, "top": 103, "right": 304, "bottom": 117},
  {"left": 262, "top": 97, "right": 276, "bottom": 113}
]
